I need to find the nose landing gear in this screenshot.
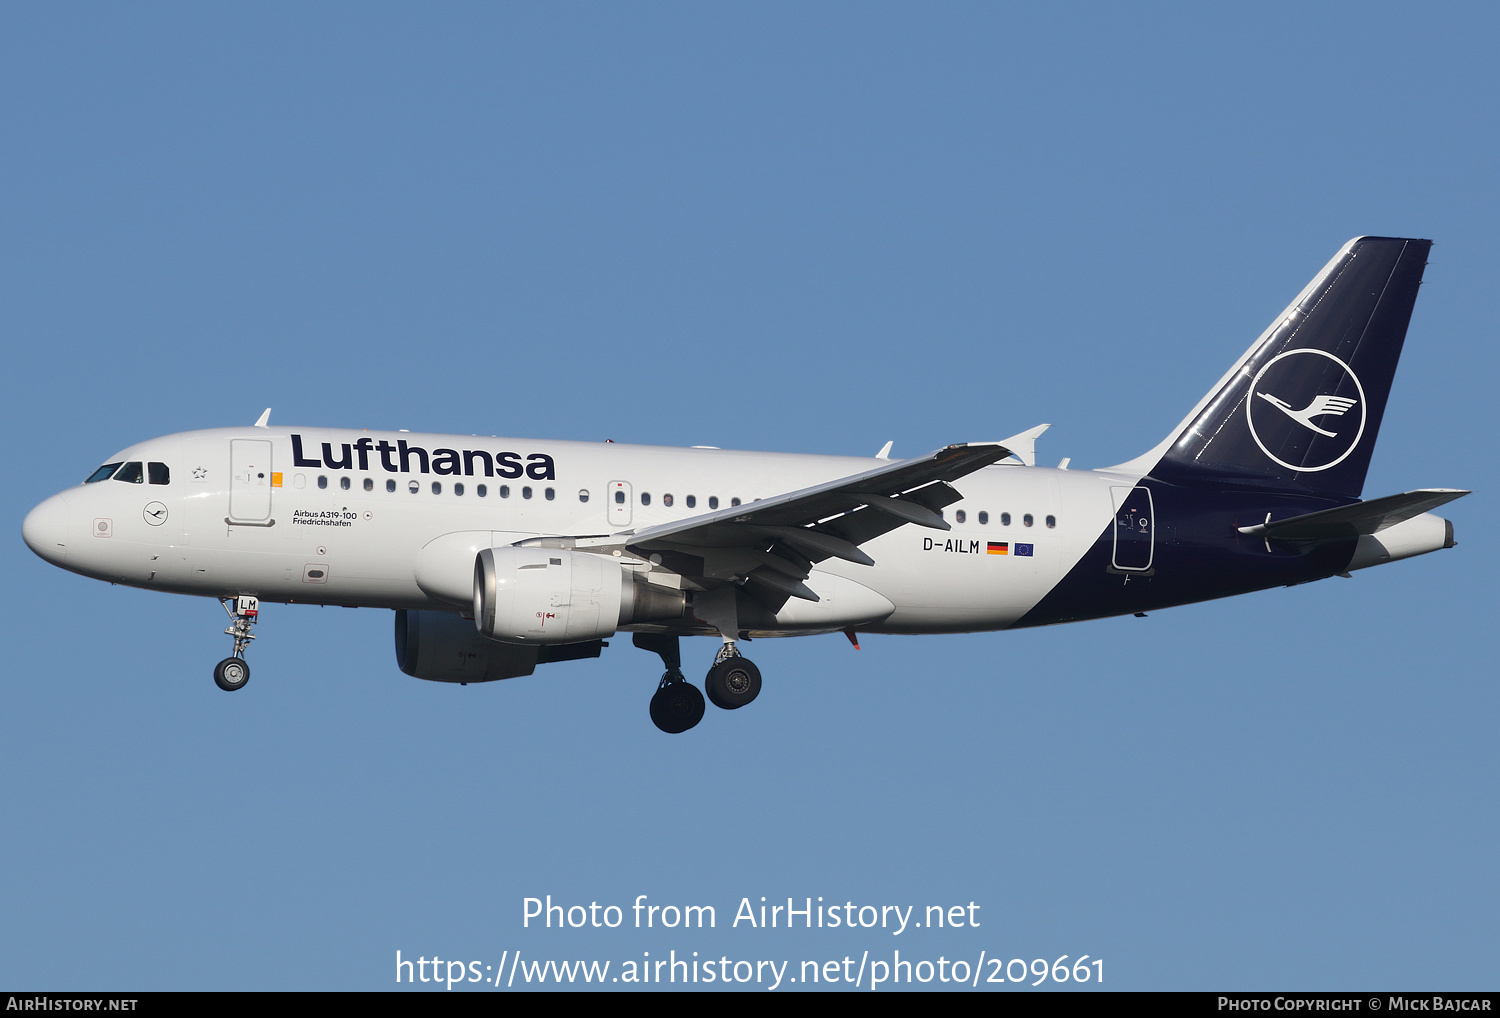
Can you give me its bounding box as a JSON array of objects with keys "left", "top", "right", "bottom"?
[{"left": 214, "top": 596, "right": 258, "bottom": 692}]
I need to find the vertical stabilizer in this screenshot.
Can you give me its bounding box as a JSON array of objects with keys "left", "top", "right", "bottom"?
[{"left": 1133, "top": 237, "right": 1430, "bottom": 499}]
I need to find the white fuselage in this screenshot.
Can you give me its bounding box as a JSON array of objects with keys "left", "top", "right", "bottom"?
[{"left": 26, "top": 426, "right": 1134, "bottom": 636}]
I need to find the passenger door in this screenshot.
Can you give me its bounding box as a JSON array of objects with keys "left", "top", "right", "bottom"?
[
  {"left": 1111, "top": 486, "right": 1154, "bottom": 571},
  {"left": 608, "top": 480, "right": 632, "bottom": 527},
  {"left": 229, "top": 439, "right": 274, "bottom": 522}
]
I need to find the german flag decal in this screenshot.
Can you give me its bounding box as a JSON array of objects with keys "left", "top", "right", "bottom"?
[{"left": 986, "top": 542, "right": 1008, "bottom": 555}]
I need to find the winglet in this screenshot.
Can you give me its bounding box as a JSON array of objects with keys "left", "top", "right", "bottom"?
[
  {"left": 253, "top": 408, "right": 272, "bottom": 429},
  {"left": 875, "top": 441, "right": 894, "bottom": 460},
  {"left": 996, "top": 424, "right": 1049, "bottom": 466}
]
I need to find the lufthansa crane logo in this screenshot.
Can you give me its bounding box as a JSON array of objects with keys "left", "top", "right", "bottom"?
[{"left": 1246, "top": 349, "right": 1366, "bottom": 473}]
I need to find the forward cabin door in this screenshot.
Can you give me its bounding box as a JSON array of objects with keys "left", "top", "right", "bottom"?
[{"left": 229, "top": 439, "right": 274, "bottom": 522}]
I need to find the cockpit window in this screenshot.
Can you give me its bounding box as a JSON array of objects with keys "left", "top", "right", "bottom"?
[
  {"left": 148, "top": 462, "right": 170, "bottom": 485},
  {"left": 85, "top": 463, "right": 122, "bottom": 483},
  {"left": 113, "top": 461, "right": 144, "bottom": 484}
]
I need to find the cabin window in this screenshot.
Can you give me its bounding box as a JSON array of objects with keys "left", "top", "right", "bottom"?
[
  {"left": 709, "top": 496, "right": 719, "bottom": 509},
  {"left": 731, "top": 497, "right": 741, "bottom": 507},
  {"left": 663, "top": 493, "right": 674, "bottom": 507},
  {"left": 408, "top": 480, "right": 419, "bottom": 494},
  {"left": 522, "top": 486, "right": 532, "bottom": 499},
  {"left": 578, "top": 490, "right": 589, "bottom": 503},
  {"left": 317, "top": 475, "right": 328, "bottom": 490},
  {"left": 545, "top": 487, "right": 555, "bottom": 501},
  {"left": 1023, "top": 513, "right": 1034, "bottom": 527},
  {"left": 1046, "top": 515, "right": 1056, "bottom": 528},
  {"left": 386, "top": 479, "right": 396, "bottom": 493},
  {"left": 978, "top": 511, "right": 989, "bottom": 525},
  {"left": 340, "top": 476, "right": 351, "bottom": 491},
  {"left": 454, "top": 483, "right": 465, "bottom": 496},
  {"left": 293, "top": 474, "right": 306, "bottom": 489},
  {"left": 85, "top": 463, "right": 122, "bottom": 483},
  {"left": 363, "top": 478, "right": 373, "bottom": 492},
  {"left": 500, "top": 485, "right": 510, "bottom": 498},
  {"left": 686, "top": 495, "right": 696, "bottom": 509},
  {"left": 431, "top": 482, "right": 442, "bottom": 495},
  {"left": 641, "top": 492, "right": 651, "bottom": 506},
  {"left": 614, "top": 490, "right": 625, "bottom": 504},
  {"left": 955, "top": 509, "right": 967, "bottom": 524},
  {"left": 114, "top": 462, "right": 144, "bottom": 484},
  {"left": 1001, "top": 512, "right": 1011, "bottom": 526},
  {"left": 477, "top": 484, "right": 487, "bottom": 497},
  {"left": 148, "top": 462, "right": 170, "bottom": 485}
]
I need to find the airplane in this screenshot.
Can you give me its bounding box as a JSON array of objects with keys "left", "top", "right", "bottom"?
[{"left": 22, "top": 236, "right": 1468, "bottom": 733}]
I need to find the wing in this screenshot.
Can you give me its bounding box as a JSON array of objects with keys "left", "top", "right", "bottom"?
[{"left": 622, "top": 440, "right": 1020, "bottom": 603}]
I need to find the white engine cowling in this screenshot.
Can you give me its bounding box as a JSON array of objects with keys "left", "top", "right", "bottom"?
[
  {"left": 1346, "top": 512, "right": 1456, "bottom": 571},
  {"left": 474, "top": 547, "right": 688, "bottom": 644},
  {"left": 395, "top": 608, "right": 544, "bottom": 682},
  {"left": 395, "top": 609, "right": 608, "bottom": 682}
]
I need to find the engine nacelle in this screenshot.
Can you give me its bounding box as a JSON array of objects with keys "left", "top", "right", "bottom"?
[
  {"left": 1346, "top": 512, "right": 1456, "bottom": 571},
  {"left": 473, "top": 547, "right": 686, "bottom": 644},
  {"left": 394, "top": 609, "right": 606, "bottom": 683}
]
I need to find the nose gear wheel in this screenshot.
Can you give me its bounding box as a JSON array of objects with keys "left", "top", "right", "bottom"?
[{"left": 214, "top": 657, "right": 250, "bottom": 691}]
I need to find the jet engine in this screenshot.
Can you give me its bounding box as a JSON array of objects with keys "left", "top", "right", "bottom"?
[
  {"left": 473, "top": 547, "right": 686, "bottom": 644},
  {"left": 394, "top": 608, "right": 604, "bottom": 683}
]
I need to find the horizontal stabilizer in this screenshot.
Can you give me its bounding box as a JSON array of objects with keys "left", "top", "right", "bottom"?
[{"left": 1238, "top": 489, "right": 1470, "bottom": 541}]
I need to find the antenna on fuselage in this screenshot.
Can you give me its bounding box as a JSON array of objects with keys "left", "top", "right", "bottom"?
[{"left": 254, "top": 408, "right": 271, "bottom": 429}]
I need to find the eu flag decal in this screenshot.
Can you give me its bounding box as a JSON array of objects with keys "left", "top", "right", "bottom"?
[
  {"left": 1014, "top": 543, "right": 1034, "bottom": 557},
  {"left": 986, "top": 542, "right": 1008, "bottom": 555}
]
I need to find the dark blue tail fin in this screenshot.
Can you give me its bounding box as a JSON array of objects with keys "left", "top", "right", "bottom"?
[{"left": 1142, "top": 237, "right": 1431, "bottom": 499}]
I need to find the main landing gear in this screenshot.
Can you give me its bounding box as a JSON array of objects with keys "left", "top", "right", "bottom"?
[
  {"left": 636, "top": 633, "right": 703, "bottom": 734},
  {"left": 634, "top": 634, "right": 762, "bottom": 734},
  {"left": 214, "top": 596, "right": 258, "bottom": 692},
  {"left": 705, "top": 644, "right": 761, "bottom": 710}
]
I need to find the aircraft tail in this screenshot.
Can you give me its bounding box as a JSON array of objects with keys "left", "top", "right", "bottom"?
[{"left": 1124, "top": 237, "right": 1431, "bottom": 500}]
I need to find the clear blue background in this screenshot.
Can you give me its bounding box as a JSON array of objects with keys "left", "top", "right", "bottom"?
[{"left": 2, "top": 3, "right": 1494, "bottom": 991}]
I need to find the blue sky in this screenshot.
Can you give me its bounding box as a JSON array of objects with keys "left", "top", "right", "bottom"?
[{"left": 2, "top": 3, "right": 1495, "bottom": 990}]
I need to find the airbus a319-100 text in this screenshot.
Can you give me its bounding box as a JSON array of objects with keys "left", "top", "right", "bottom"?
[{"left": 23, "top": 237, "right": 1467, "bottom": 732}]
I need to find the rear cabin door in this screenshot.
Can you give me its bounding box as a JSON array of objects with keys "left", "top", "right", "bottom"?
[
  {"left": 1111, "top": 486, "right": 1154, "bottom": 571},
  {"left": 229, "top": 440, "right": 274, "bottom": 522}
]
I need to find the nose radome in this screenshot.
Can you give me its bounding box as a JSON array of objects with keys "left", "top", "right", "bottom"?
[{"left": 22, "top": 493, "right": 71, "bottom": 566}]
